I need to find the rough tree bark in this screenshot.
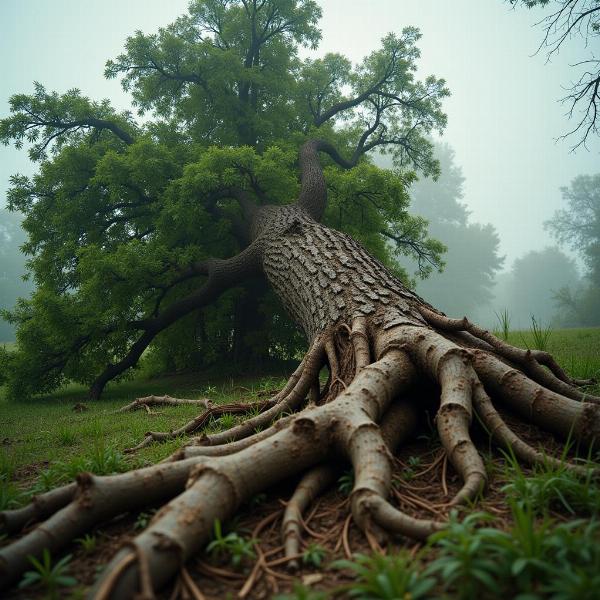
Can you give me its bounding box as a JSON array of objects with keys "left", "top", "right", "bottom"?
[{"left": 1, "top": 140, "right": 599, "bottom": 598}]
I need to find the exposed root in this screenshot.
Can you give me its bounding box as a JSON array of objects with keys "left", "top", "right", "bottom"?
[
  {"left": 126, "top": 338, "right": 325, "bottom": 454},
  {"left": 0, "top": 482, "right": 76, "bottom": 535},
  {"left": 124, "top": 399, "right": 273, "bottom": 453},
  {"left": 367, "top": 495, "right": 445, "bottom": 539},
  {"left": 472, "top": 382, "right": 591, "bottom": 476},
  {"left": 174, "top": 415, "right": 294, "bottom": 459},
  {"left": 2, "top": 320, "right": 599, "bottom": 598},
  {"left": 472, "top": 349, "right": 600, "bottom": 442},
  {"left": 282, "top": 464, "right": 337, "bottom": 570},
  {"left": 117, "top": 395, "right": 212, "bottom": 413},
  {"left": 419, "top": 306, "right": 600, "bottom": 404},
  {"left": 350, "top": 316, "right": 371, "bottom": 374},
  {"left": 0, "top": 458, "right": 200, "bottom": 590},
  {"left": 392, "top": 327, "right": 487, "bottom": 505}
]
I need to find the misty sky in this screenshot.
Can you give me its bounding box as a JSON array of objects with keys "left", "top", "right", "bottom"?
[{"left": 1, "top": 0, "right": 599, "bottom": 271}]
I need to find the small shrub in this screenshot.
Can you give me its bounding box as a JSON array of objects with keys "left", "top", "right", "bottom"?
[
  {"left": 426, "top": 505, "right": 600, "bottom": 599},
  {"left": 134, "top": 510, "right": 156, "bottom": 530},
  {"left": 19, "top": 549, "right": 77, "bottom": 600},
  {"left": 528, "top": 314, "right": 552, "bottom": 351},
  {"left": 0, "top": 474, "right": 24, "bottom": 510},
  {"left": 76, "top": 534, "right": 97, "bottom": 553},
  {"left": 218, "top": 413, "right": 237, "bottom": 430},
  {"left": 502, "top": 451, "right": 599, "bottom": 515},
  {"left": 274, "top": 583, "right": 329, "bottom": 600},
  {"left": 302, "top": 543, "right": 326, "bottom": 568},
  {"left": 337, "top": 470, "right": 354, "bottom": 496},
  {"left": 494, "top": 309, "right": 511, "bottom": 341},
  {"left": 87, "top": 444, "right": 125, "bottom": 475},
  {"left": 334, "top": 552, "right": 435, "bottom": 599},
  {"left": 56, "top": 427, "right": 77, "bottom": 447},
  {"left": 206, "top": 518, "right": 256, "bottom": 569},
  {"left": 425, "top": 511, "right": 508, "bottom": 600}
]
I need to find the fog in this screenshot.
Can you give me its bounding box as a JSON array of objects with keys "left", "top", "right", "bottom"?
[{"left": 1, "top": 0, "right": 599, "bottom": 337}]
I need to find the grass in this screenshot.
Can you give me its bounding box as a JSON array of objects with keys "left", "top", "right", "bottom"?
[
  {"left": 0, "top": 369, "right": 291, "bottom": 491},
  {"left": 505, "top": 327, "right": 600, "bottom": 382}
]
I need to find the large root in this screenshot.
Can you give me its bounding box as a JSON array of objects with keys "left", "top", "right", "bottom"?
[{"left": 1, "top": 321, "right": 598, "bottom": 599}]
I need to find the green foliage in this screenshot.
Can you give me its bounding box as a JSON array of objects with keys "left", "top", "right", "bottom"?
[
  {"left": 274, "top": 583, "right": 329, "bottom": 600},
  {"left": 502, "top": 451, "right": 600, "bottom": 516},
  {"left": 494, "top": 308, "right": 511, "bottom": 341},
  {"left": 75, "top": 534, "right": 97, "bottom": 553},
  {"left": 426, "top": 505, "right": 600, "bottom": 599},
  {"left": 30, "top": 444, "right": 126, "bottom": 494},
  {"left": 425, "top": 512, "right": 506, "bottom": 599},
  {"left": 337, "top": 469, "right": 354, "bottom": 496},
  {"left": 302, "top": 543, "right": 327, "bottom": 568},
  {"left": 527, "top": 315, "right": 552, "bottom": 351},
  {"left": 206, "top": 518, "right": 257, "bottom": 569},
  {"left": 19, "top": 549, "right": 77, "bottom": 599},
  {"left": 134, "top": 510, "right": 156, "bottom": 530},
  {"left": 333, "top": 552, "right": 435, "bottom": 599},
  {"left": 56, "top": 426, "right": 77, "bottom": 446},
  {"left": 0, "top": 0, "right": 448, "bottom": 400},
  {"left": 0, "top": 473, "right": 24, "bottom": 511}
]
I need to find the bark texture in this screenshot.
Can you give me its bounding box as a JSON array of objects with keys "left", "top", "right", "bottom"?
[{"left": 1, "top": 140, "right": 599, "bottom": 598}]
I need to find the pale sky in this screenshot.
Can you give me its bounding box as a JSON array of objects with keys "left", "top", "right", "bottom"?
[{"left": 1, "top": 0, "right": 598, "bottom": 270}]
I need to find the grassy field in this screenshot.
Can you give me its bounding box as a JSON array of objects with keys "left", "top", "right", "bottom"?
[{"left": 0, "top": 328, "right": 599, "bottom": 599}]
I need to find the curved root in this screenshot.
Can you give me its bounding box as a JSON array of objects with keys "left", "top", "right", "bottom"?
[
  {"left": 472, "top": 382, "right": 591, "bottom": 475},
  {"left": 126, "top": 338, "right": 325, "bottom": 454},
  {"left": 419, "top": 306, "right": 600, "bottom": 404}
]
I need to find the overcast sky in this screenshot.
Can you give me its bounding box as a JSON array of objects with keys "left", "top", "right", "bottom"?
[{"left": 1, "top": 0, "right": 598, "bottom": 271}]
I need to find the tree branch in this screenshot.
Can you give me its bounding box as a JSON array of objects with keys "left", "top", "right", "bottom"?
[{"left": 88, "top": 242, "right": 265, "bottom": 399}]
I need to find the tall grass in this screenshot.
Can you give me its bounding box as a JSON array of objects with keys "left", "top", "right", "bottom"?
[
  {"left": 528, "top": 314, "right": 552, "bottom": 351},
  {"left": 493, "top": 309, "right": 511, "bottom": 341}
]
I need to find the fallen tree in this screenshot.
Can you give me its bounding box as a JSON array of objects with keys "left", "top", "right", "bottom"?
[
  {"left": 1, "top": 2, "right": 599, "bottom": 596},
  {"left": 1, "top": 138, "right": 599, "bottom": 598}
]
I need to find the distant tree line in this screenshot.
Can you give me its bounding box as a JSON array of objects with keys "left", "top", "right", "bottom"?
[{"left": 0, "top": 209, "right": 32, "bottom": 341}]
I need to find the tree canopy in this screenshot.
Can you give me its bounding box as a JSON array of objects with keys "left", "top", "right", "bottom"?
[{"left": 0, "top": 0, "right": 449, "bottom": 399}]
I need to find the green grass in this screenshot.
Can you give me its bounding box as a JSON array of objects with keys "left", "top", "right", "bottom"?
[
  {"left": 0, "top": 370, "right": 290, "bottom": 490},
  {"left": 506, "top": 327, "right": 600, "bottom": 382}
]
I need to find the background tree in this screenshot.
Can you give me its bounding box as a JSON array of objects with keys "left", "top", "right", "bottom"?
[
  {"left": 509, "top": 0, "right": 600, "bottom": 147},
  {"left": 403, "top": 143, "right": 504, "bottom": 319},
  {"left": 492, "top": 246, "right": 581, "bottom": 327},
  {"left": 377, "top": 143, "right": 504, "bottom": 317},
  {"left": 0, "top": 209, "right": 32, "bottom": 342},
  {"left": 0, "top": 0, "right": 448, "bottom": 400},
  {"left": 545, "top": 172, "right": 600, "bottom": 325}
]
